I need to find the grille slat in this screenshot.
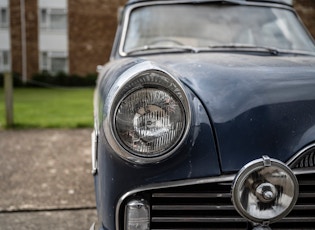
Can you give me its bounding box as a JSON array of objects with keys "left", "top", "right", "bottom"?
[
  {"left": 293, "top": 204, "right": 315, "bottom": 210},
  {"left": 280, "top": 217, "right": 315, "bottom": 222},
  {"left": 152, "top": 192, "right": 230, "bottom": 198},
  {"left": 298, "top": 180, "right": 315, "bottom": 185},
  {"left": 152, "top": 204, "right": 235, "bottom": 211},
  {"left": 298, "top": 192, "right": 315, "bottom": 198},
  {"left": 152, "top": 216, "right": 246, "bottom": 223}
]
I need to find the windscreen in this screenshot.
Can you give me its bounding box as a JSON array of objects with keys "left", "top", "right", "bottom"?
[{"left": 123, "top": 4, "right": 315, "bottom": 53}]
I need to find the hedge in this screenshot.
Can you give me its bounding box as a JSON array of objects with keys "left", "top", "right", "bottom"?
[{"left": 0, "top": 71, "right": 97, "bottom": 88}]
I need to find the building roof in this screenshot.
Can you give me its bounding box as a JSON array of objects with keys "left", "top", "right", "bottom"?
[{"left": 126, "top": 0, "right": 293, "bottom": 6}]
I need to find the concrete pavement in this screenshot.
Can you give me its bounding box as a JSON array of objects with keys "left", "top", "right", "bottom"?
[{"left": 0, "top": 128, "right": 97, "bottom": 229}]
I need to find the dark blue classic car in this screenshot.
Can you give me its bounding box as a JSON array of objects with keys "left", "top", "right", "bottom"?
[{"left": 90, "top": 0, "right": 315, "bottom": 229}]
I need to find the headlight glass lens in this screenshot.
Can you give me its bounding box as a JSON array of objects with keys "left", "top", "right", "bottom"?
[
  {"left": 115, "top": 87, "right": 185, "bottom": 157},
  {"left": 113, "top": 72, "right": 187, "bottom": 158}
]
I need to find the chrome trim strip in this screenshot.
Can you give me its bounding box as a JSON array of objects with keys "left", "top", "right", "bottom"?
[
  {"left": 89, "top": 223, "right": 95, "bottom": 230},
  {"left": 91, "top": 130, "right": 98, "bottom": 175},
  {"left": 115, "top": 174, "right": 235, "bottom": 230},
  {"left": 119, "top": 0, "right": 293, "bottom": 57},
  {"left": 287, "top": 143, "right": 315, "bottom": 167},
  {"left": 103, "top": 61, "right": 192, "bottom": 164},
  {"left": 92, "top": 77, "right": 101, "bottom": 175},
  {"left": 292, "top": 168, "right": 315, "bottom": 175}
]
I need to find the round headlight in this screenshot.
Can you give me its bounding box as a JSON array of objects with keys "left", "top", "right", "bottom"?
[
  {"left": 105, "top": 66, "right": 190, "bottom": 164},
  {"left": 115, "top": 87, "right": 185, "bottom": 157},
  {"left": 231, "top": 156, "right": 299, "bottom": 225}
]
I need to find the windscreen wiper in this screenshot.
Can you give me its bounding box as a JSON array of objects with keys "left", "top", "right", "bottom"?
[
  {"left": 206, "top": 44, "right": 280, "bottom": 55},
  {"left": 125, "top": 45, "right": 198, "bottom": 56},
  {"left": 193, "top": 0, "right": 245, "bottom": 5}
]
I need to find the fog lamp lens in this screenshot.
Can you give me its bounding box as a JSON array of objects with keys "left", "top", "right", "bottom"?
[
  {"left": 232, "top": 156, "right": 299, "bottom": 224},
  {"left": 125, "top": 199, "right": 150, "bottom": 230}
]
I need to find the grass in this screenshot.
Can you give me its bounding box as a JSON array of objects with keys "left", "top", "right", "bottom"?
[{"left": 0, "top": 88, "right": 94, "bottom": 129}]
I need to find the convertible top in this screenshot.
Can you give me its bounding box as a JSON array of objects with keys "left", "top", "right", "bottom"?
[{"left": 126, "top": 0, "right": 293, "bottom": 6}]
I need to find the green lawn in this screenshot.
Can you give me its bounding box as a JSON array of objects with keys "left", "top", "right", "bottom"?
[{"left": 0, "top": 88, "right": 94, "bottom": 129}]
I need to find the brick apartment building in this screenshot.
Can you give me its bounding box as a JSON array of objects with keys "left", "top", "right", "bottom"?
[
  {"left": 0, "top": 0, "right": 314, "bottom": 82},
  {"left": 1, "top": 0, "right": 126, "bottom": 82}
]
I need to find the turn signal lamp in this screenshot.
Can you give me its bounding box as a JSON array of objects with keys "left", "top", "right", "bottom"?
[{"left": 125, "top": 199, "right": 150, "bottom": 230}]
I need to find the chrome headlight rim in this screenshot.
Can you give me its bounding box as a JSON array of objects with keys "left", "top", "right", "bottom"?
[
  {"left": 231, "top": 156, "right": 299, "bottom": 225},
  {"left": 113, "top": 85, "right": 187, "bottom": 159},
  {"left": 103, "top": 61, "right": 191, "bottom": 164}
]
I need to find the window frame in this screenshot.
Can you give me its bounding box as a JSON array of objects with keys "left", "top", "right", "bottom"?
[
  {"left": 0, "top": 50, "right": 11, "bottom": 72},
  {"left": 118, "top": 1, "right": 315, "bottom": 57},
  {"left": 0, "top": 7, "right": 9, "bottom": 28},
  {"left": 39, "top": 8, "right": 67, "bottom": 30},
  {"left": 40, "top": 51, "right": 68, "bottom": 74}
]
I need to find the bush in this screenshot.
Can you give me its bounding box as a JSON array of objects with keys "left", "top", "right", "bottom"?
[
  {"left": 28, "top": 71, "right": 97, "bottom": 87},
  {"left": 0, "top": 72, "right": 24, "bottom": 87},
  {"left": 0, "top": 71, "right": 97, "bottom": 88}
]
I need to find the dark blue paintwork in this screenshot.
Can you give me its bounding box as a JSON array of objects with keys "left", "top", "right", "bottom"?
[
  {"left": 160, "top": 53, "right": 315, "bottom": 171},
  {"left": 96, "top": 81, "right": 220, "bottom": 230},
  {"left": 93, "top": 0, "right": 315, "bottom": 229},
  {"left": 95, "top": 52, "right": 315, "bottom": 229},
  {"left": 100, "top": 53, "right": 315, "bottom": 172}
]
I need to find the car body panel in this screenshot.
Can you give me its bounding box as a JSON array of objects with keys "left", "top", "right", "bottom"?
[
  {"left": 98, "top": 53, "right": 315, "bottom": 172},
  {"left": 92, "top": 0, "right": 315, "bottom": 229},
  {"left": 142, "top": 53, "right": 315, "bottom": 172}
]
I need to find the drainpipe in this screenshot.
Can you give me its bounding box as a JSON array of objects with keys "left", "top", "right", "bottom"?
[{"left": 20, "top": 0, "right": 27, "bottom": 83}]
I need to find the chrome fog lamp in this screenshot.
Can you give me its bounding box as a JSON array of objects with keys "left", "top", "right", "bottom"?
[
  {"left": 232, "top": 156, "right": 299, "bottom": 225},
  {"left": 125, "top": 199, "right": 150, "bottom": 230}
]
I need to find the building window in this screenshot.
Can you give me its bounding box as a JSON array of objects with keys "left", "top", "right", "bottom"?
[
  {"left": 0, "top": 8, "right": 8, "bottom": 27},
  {"left": 41, "top": 52, "right": 48, "bottom": 70},
  {"left": 40, "top": 51, "right": 68, "bottom": 74},
  {"left": 0, "top": 50, "right": 11, "bottom": 72},
  {"left": 51, "top": 57, "right": 67, "bottom": 73},
  {"left": 40, "top": 8, "right": 67, "bottom": 30},
  {"left": 40, "top": 9, "right": 47, "bottom": 25}
]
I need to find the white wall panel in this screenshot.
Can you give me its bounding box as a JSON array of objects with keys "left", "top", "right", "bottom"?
[
  {"left": 39, "top": 0, "right": 67, "bottom": 9},
  {"left": 0, "top": 31, "right": 10, "bottom": 49},
  {"left": 39, "top": 33, "right": 68, "bottom": 51},
  {"left": 0, "top": 0, "right": 8, "bottom": 7}
]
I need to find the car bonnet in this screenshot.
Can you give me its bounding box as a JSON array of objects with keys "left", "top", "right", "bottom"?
[{"left": 143, "top": 53, "right": 315, "bottom": 172}]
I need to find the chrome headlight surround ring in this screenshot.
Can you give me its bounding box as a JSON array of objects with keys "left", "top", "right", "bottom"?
[
  {"left": 103, "top": 61, "right": 191, "bottom": 164},
  {"left": 231, "top": 156, "right": 299, "bottom": 225}
]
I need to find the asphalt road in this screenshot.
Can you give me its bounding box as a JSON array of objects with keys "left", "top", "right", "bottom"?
[{"left": 0, "top": 128, "right": 97, "bottom": 230}]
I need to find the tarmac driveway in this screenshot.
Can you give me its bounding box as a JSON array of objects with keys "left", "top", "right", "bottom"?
[{"left": 0, "top": 128, "right": 97, "bottom": 230}]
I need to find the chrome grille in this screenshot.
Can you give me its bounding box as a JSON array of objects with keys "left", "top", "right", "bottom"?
[
  {"left": 272, "top": 173, "right": 315, "bottom": 229},
  {"left": 121, "top": 173, "right": 315, "bottom": 229},
  {"left": 150, "top": 181, "right": 247, "bottom": 229},
  {"left": 290, "top": 146, "right": 315, "bottom": 169}
]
